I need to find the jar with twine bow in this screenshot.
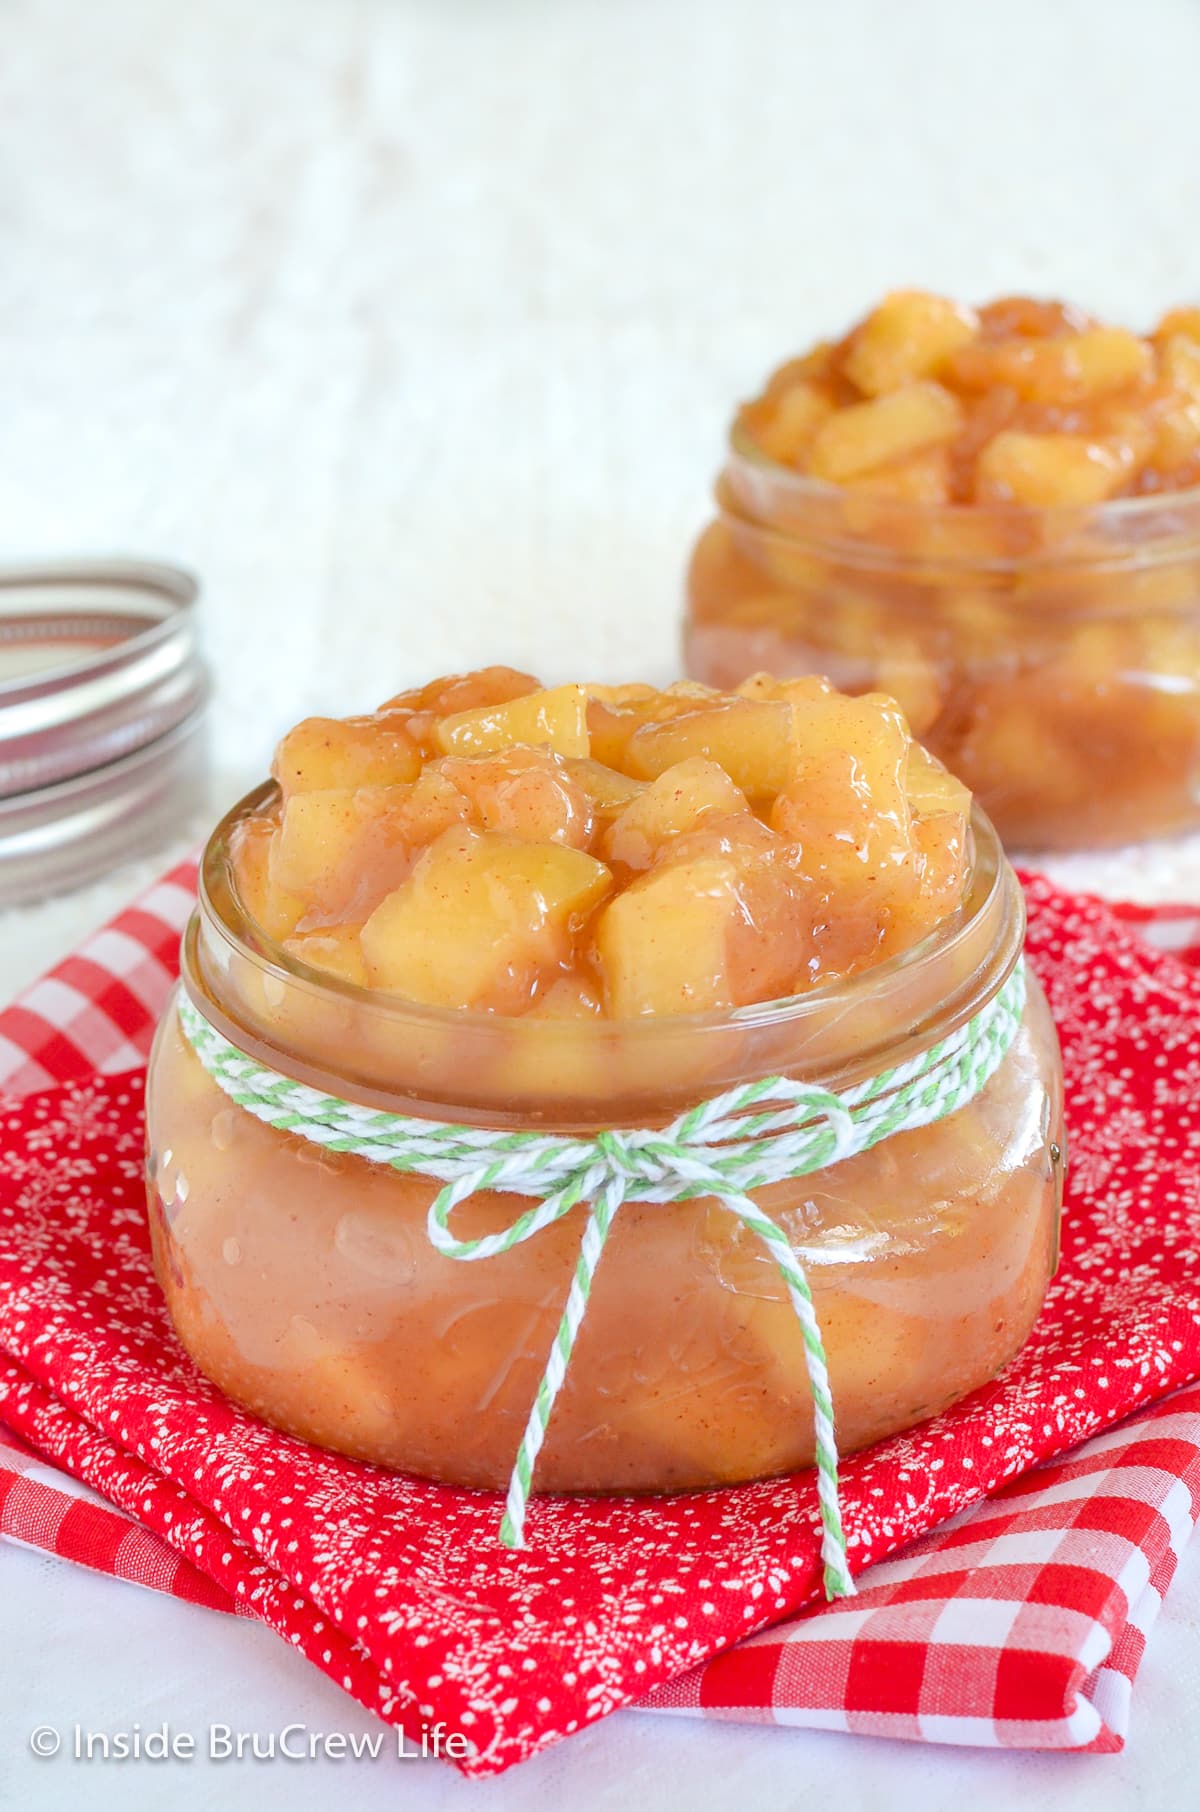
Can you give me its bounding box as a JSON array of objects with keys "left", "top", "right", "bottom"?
[{"left": 146, "top": 787, "right": 1064, "bottom": 1599}]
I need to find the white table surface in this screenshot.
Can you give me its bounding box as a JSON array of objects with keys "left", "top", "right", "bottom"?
[{"left": 3, "top": 0, "right": 1200, "bottom": 1804}]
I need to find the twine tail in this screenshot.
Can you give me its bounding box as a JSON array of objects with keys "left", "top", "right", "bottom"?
[
  {"left": 718, "top": 1190, "right": 855, "bottom": 1600},
  {"left": 782, "top": 1263, "right": 856, "bottom": 1599},
  {"left": 500, "top": 1180, "right": 625, "bottom": 1550}
]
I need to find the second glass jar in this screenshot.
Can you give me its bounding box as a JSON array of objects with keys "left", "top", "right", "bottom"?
[{"left": 685, "top": 435, "right": 1200, "bottom": 850}]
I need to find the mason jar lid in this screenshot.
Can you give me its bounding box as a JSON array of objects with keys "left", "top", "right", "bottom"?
[{"left": 0, "top": 558, "right": 211, "bottom": 905}]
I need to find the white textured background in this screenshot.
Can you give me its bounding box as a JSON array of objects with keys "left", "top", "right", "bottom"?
[{"left": 3, "top": 0, "right": 1200, "bottom": 1806}]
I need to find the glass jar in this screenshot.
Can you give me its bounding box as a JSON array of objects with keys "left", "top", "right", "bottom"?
[
  {"left": 145, "top": 785, "right": 1064, "bottom": 1494},
  {"left": 684, "top": 434, "right": 1200, "bottom": 851}
]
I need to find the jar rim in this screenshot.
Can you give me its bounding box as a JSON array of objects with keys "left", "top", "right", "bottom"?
[
  {"left": 183, "top": 782, "right": 1025, "bottom": 1124},
  {"left": 729, "top": 418, "right": 1200, "bottom": 525},
  {"left": 724, "top": 421, "right": 1200, "bottom": 576},
  {"left": 203, "top": 782, "right": 1022, "bottom": 1029}
]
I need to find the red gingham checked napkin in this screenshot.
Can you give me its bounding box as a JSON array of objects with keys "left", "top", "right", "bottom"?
[{"left": 1, "top": 863, "right": 1200, "bottom": 1773}]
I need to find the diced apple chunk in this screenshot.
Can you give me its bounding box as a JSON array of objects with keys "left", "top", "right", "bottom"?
[
  {"left": 434, "top": 684, "right": 590, "bottom": 759},
  {"left": 774, "top": 746, "right": 904, "bottom": 893},
  {"left": 283, "top": 926, "right": 369, "bottom": 987},
  {"left": 272, "top": 716, "right": 421, "bottom": 795},
  {"left": 913, "top": 813, "right": 970, "bottom": 916},
  {"left": 585, "top": 683, "right": 661, "bottom": 705},
  {"left": 772, "top": 692, "right": 916, "bottom": 963},
  {"left": 746, "top": 380, "right": 835, "bottom": 464},
  {"left": 951, "top": 328, "right": 1151, "bottom": 404},
  {"left": 873, "top": 640, "right": 944, "bottom": 737},
  {"left": 763, "top": 342, "right": 837, "bottom": 392},
  {"left": 1155, "top": 306, "right": 1200, "bottom": 343},
  {"left": 585, "top": 685, "right": 710, "bottom": 769},
  {"left": 1159, "top": 332, "right": 1200, "bottom": 402},
  {"left": 624, "top": 699, "right": 795, "bottom": 798},
  {"left": 526, "top": 974, "right": 604, "bottom": 1019},
  {"left": 735, "top": 671, "right": 835, "bottom": 708},
  {"left": 977, "top": 296, "right": 1091, "bottom": 339},
  {"left": 906, "top": 745, "right": 972, "bottom": 819},
  {"left": 843, "top": 291, "right": 978, "bottom": 397},
  {"left": 953, "top": 698, "right": 1090, "bottom": 814},
  {"left": 1070, "top": 327, "right": 1154, "bottom": 397},
  {"left": 594, "top": 858, "right": 743, "bottom": 1016},
  {"left": 1152, "top": 393, "right": 1200, "bottom": 469},
  {"left": 607, "top": 1297, "right": 813, "bottom": 1483},
  {"left": 667, "top": 816, "right": 814, "bottom": 1000},
  {"left": 360, "top": 828, "right": 612, "bottom": 1011},
  {"left": 438, "top": 747, "right": 594, "bottom": 847},
  {"left": 788, "top": 688, "right": 913, "bottom": 829},
  {"left": 809, "top": 382, "right": 962, "bottom": 481},
  {"left": 975, "top": 431, "right": 1130, "bottom": 505},
  {"left": 602, "top": 758, "right": 749, "bottom": 869},
  {"left": 229, "top": 816, "right": 306, "bottom": 941},
  {"left": 273, "top": 775, "right": 469, "bottom": 923},
  {"left": 844, "top": 447, "right": 951, "bottom": 502},
  {"left": 564, "top": 758, "right": 647, "bottom": 821},
  {"left": 379, "top": 666, "right": 539, "bottom": 717}
]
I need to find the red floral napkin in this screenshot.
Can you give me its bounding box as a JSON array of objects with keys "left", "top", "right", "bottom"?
[
  {"left": 2, "top": 865, "right": 1200, "bottom": 1776},
  {"left": 4, "top": 1382, "right": 1198, "bottom": 1755}
]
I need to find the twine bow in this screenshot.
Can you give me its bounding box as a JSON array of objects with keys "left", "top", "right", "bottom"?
[{"left": 176, "top": 959, "right": 1026, "bottom": 1601}]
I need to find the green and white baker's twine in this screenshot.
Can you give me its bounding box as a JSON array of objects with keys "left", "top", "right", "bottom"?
[{"left": 177, "top": 961, "right": 1026, "bottom": 1600}]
